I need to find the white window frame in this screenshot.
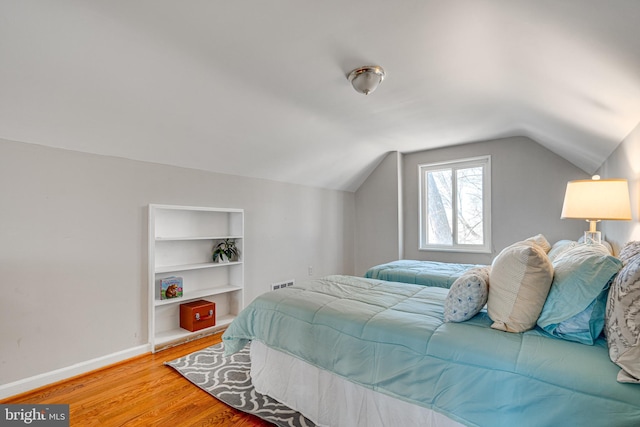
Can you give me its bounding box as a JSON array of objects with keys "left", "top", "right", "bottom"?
[{"left": 418, "top": 155, "right": 491, "bottom": 253}]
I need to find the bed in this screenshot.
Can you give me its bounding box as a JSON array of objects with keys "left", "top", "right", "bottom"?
[
  {"left": 364, "top": 259, "right": 485, "bottom": 288},
  {"left": 222, "top": 238, "right": 640, "bottom": 426}
]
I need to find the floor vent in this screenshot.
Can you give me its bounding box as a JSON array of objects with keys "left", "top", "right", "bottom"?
[{"left": 271, "top": 280, "right": 295, "bottom": 291}]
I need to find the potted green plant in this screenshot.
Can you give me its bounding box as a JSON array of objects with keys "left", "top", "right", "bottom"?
[{"left": 213, "top": 239, "right": 239, "bottom": 263}]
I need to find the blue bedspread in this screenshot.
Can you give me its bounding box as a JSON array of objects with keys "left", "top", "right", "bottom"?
[
  {"left": 364, "top": 259, "right": 485, "bottom": 288},
  {"left": 222, "top": 275, "right": 640, "bottom": 427}
]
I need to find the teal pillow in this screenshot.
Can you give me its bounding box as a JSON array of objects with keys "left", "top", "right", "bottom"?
[
  {"left": 537, "top": 244, "right": 622, "bottom": 345},
  {"left": 550, "top": 289, "right": 610, "bottom": 344}
]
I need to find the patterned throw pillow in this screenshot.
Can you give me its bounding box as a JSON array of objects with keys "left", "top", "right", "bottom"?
[
  {"left": 444, "top": 267, "right": 490, "bottom": 322},
  {"left": 618, "top": 241, "right": 640, "bottom": 264},
  {"left": 605, "top": 247, "right": 640, "bottom": 383}
]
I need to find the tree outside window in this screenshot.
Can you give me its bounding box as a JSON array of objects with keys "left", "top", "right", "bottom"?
[{"left": 419, "top": 156, "right": 491, "bottom": 253}]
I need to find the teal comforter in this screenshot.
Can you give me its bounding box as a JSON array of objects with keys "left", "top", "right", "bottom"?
[
  {"left": 365, "top": 259, "right": 485, "bottom": 288},
  {"left": 222, "top": 275, "right": 640, "bottom": 427}
]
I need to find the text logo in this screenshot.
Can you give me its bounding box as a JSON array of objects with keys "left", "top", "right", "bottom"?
[{"left": 1, "top": 405, "right": 69, "bottom": 426}]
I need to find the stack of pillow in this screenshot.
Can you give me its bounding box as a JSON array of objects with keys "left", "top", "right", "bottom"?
[
  {"left": 537, "top": 239, "right": 621, "bottom": 344},
  {"left": 443, "top": 234, "right": 554, "bottom": 325},
  {"left": 445, "top": 235, "right": 640, "bottom": 383},
  {"left": 444, "top": 233, "right": 625, "bottom": 346}
]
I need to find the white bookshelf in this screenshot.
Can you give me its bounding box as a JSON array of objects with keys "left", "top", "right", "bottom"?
[{"left": 148, "top": 204, "right": 244, "bottom": 352}]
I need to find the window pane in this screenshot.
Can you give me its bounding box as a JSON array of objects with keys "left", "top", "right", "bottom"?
[
  {"left": 456, "top": 167, "right": 483, "bottom": 245},
  {"left": 419, "top": 156, "right": 490, "bottom": 252},
  {"left": 426, "top": 169, "right": 452, "bottom": 245}
]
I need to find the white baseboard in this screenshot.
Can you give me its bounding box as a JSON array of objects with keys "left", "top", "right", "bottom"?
[{"left": 0, "top": 344, "right": 152, "bottom": 400}]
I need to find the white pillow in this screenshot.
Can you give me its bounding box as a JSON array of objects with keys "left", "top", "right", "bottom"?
[
  {"left": 524, "top": 234, "right": 551, "bottom": 253},
  {"left": 444, "top": 267, "right": 490, "bottom": 323},
  {"left": 548, "top": 240, "right": 578, "bottom": 262},
  {"left": 577, "top": 235, "right": 613, "bottom": 254},
  {"left": 488, "top": 241, "right": 554, "bottom": 333}
]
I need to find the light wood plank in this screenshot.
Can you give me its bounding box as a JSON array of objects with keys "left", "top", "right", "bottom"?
[{"left": 1, "top": 332, "right": 272, "bottom": 426}]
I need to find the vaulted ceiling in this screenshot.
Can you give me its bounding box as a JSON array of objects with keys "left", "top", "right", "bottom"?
[{"left": 2, "top": 1, "right": 640, "bottom": 191}]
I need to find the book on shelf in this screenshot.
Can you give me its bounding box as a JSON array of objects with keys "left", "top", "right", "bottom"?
[{"left": 159, "top": 276, "right": 183, "bottom": 300}]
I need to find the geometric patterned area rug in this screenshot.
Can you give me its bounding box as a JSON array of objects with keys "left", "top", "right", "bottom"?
[{"left": 165, "top": 343, "right": 316, "bottom": 427}]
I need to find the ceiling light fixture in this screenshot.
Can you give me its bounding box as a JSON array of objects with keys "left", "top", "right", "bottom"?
[{"left": 347, "top": 65, "right": 385, "bottom": 95}]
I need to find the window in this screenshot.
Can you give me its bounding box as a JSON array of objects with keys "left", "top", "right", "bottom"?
[{"left": 419, "top": 156, "right": 491, "bottom": 253}]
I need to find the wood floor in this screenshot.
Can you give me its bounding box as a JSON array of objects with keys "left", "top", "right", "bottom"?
[{"left": 1, "top": 332, "right": 273, "bottom": 426}]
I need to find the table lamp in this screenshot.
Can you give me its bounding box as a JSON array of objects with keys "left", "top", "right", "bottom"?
[{"left": 561, "top": 176, "right": 632, "bottom": 244}]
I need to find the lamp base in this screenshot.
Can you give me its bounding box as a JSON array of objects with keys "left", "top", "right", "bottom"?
[{"left": 584, "top": 230, "right": 602, "bottom": 245}]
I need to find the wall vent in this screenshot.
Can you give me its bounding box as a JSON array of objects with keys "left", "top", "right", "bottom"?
[{"left": 271, "top": 280, "right": 295, "bottom": 291}]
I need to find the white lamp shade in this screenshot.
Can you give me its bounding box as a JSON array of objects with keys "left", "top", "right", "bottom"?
[{"left": 561, "top": 178, "right": 632, "bottom": 220}]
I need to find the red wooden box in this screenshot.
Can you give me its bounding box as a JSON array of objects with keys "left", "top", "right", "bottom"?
[{"left": 180, "top": 299, "right": 216, "bottom": 332}]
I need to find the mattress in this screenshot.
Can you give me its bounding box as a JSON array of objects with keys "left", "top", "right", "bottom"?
[
  {"left": 222, "top": 275, "right": 640, "bottom": 427},
  {"left": 250, "top": 340, "right": 464, "bottom": 427},
  {"left": 364, "top": 259, "right": 485, "bottom": 288}
]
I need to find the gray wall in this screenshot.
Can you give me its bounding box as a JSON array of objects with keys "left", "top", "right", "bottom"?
[
  {"left": 0, "top": 138, "right": 355, "bottom": 385},
  {"left": 599, "top": 122, "right": 640, "bottom": 254},
  {"left": 353, "top": 136, "right": 590, "bottom": 271},
  {"left": 402, "top": 137, "right": 590, "bottom": 264},
  {"left": 3, "top": 131, "right": 618, "bottom": 390},
  {"left": 354, "top": 152, "right": 402, "bottom": 275}
]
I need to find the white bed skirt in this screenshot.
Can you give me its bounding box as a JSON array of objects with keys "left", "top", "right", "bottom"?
[{"left": 250, "top": 341, "right": 463, "bottom": 427}]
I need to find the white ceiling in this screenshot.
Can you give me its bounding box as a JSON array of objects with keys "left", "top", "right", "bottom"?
[{"left": 2, "top": 1, "right": 640, "bottom": 191}]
